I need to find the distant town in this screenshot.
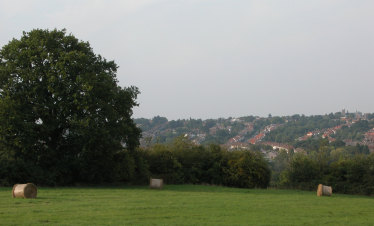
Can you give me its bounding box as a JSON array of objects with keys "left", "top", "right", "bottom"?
[{"left": 135, "top": 110, "right": 374, "bottom": 160}]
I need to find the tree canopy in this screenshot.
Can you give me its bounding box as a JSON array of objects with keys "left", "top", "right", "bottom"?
[{"left": 0, "top": 29, "right": 141, "bottom": 185}]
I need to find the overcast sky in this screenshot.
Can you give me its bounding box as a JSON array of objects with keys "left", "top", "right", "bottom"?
[{"left": 1, "top": 0, "right": 373, "bottom": 120}]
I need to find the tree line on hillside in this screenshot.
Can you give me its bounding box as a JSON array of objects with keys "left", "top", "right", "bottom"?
[
  {"left": 135, "top": 114, "right": 292, "bottom": 146},
  {"left": 137, "top": 116, "right": 259, "bottom": 145},
  {"left": 134, "top": 116, "right": 168, "bottom": 132}
]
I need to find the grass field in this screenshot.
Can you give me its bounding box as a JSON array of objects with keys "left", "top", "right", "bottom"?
[{"left": 1, "top": 185, "right": 374, "bottom": 225}]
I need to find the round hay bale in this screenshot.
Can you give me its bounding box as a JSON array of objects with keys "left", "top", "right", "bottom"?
[
  {"left": 150, "top": 178, "right": 163, "bottom": 189},
  {"left": 317, "top": 184, "right": 332, "bottom": 196},
  {"left": 12, "top": 183, "right": 37, "bottom": 198}
]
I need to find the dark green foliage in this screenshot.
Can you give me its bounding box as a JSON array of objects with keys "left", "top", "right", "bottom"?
[
  {"left": 230, "top": 121, "right": 245, "bottom": 134},
  {"left": 133, "top": 118, "right": 152, "bottom": 131},
  {"left": 325, "top": 155, "right": 374, "bottom": 195},
  {"left": 270, "top": 149, "right": 374, "bottom": 195},
  {"left": 215, "top": 129, "right": 231, "bottom": 143},
  {"left": 184, "top": 118, "right": 203, "bottom": 129},
  {"left": 241, "top": 115, "right": 255, "bottom": 122},
  {"left": 167, "top": 119, "right": 184, "bottom": 129},
  {"left": 328, "top": 112, "right": 336, "bottom": 119},
  {"left": 270, "top": 116, "right": 285, "bottom": 124},
  {"left": 134, "top": 116, "right": 168, "bottom": 132},
  {"left": 269, "top": 150, "right": 289, "bottom": 187},
  {"left": 294, "top": 138, "right": 319, "bottom": 151},
  {"left": 224, "top": 150, "right": 271, "bottom": 188},
  {"left": 141, "top": 135, "right": 271, "bottom": 188},
  {"left": 204, "top": 119, "right": 217, "bottom": 128},
  {"left": 152, "top": 115, "right": 168, "bottom": 125},
  {"left": 329, "top": 139, "right": 346, "bottom": 148},
  {"left": 253, "top": 118, "right": 271, "bottom": 131},
  {"left": 288, "top": 155, "right": 321, "bottom": 190},
  {"left": 0, "top": 29, "right": 141, "bottom": 185},
  {"left": 367, "top": 113, "right": 374, "bottom": 120},
  {"left": 261, "top": 144, "right": 273, "bottom": 151},
  {"left": 201, "top": 134, "right": 219, "bottom": 145},
  {"left": 268, "top": 133, "right": 374, "bottom": 195}
]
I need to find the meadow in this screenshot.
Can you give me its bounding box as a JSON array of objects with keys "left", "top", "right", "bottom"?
[{"left": 1, "top": 185, "right": 374, "bottom": 225}]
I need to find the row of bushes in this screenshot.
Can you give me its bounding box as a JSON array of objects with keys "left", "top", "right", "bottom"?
[
  {"left": 272, "top": 152, "right": 374, "bottom": 196},
  {"left": 141, "top": 136, "right": 270, "bottom": 188},
  {"left": 0, "top": 136, "right": 271, "bottom": 188},
  {"left": 2, "top": 134, "right": 373, "bottom": 196}
]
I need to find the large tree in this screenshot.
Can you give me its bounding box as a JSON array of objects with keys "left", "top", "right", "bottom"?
[{"left": 0, "top": 29, "right": 141, "bottom": 185}]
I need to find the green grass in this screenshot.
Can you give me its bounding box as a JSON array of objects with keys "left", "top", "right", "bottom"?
[{"left": 1, "top": 185, "right": 374, "bottom": 225}]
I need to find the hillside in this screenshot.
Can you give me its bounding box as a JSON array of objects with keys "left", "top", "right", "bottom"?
[{"left": 135, "top": 111, "right": 374, "bottom": 156}]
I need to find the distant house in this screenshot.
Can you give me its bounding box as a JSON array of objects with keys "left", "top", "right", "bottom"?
[
  {"left": 230, "top": 142, "right": 250, "bottom": 150},
  {"left": 260, "top": 141, "right": 294, "bottom": 153},
  {"left": 249, "top": 133, "right": 265, "bottom": 144},
  {"left": 322, "top": 133, "right": 329, "bottom": 138},
  {"left": 231, "top": 118, "right": 243, "bottom": 123}
]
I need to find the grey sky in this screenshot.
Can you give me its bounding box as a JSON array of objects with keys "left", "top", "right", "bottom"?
[{"left": 1, "top": 0, "right": 373, "bottom": 120}]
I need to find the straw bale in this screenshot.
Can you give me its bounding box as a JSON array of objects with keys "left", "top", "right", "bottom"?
[
  {"left": 317, "top": 184, "right": 332, "bottom": 196},
  {"left": 150, "top": 178, "right": 163, "bottom": 189},
  {"left": 12, "top": 183, "right": 37, "bottom": 198}
]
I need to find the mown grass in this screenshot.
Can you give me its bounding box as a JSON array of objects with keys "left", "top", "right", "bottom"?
[{"left": 1, "top": 185, "right": 374, "bottom": 225}]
